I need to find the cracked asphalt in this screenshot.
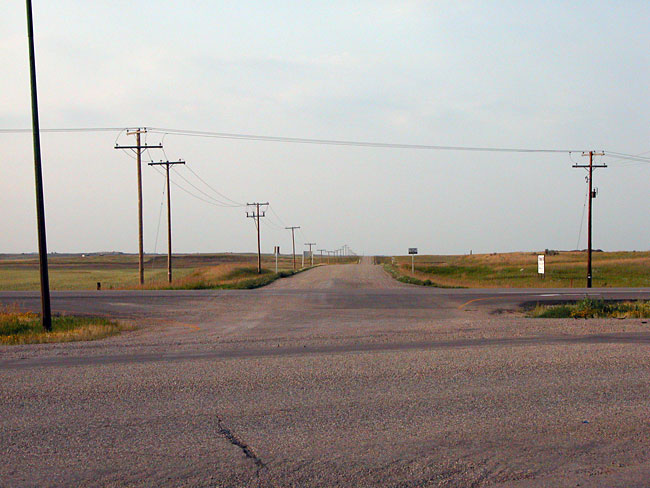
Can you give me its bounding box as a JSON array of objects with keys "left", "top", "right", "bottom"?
[{"left": 1, "top": 257, "right": 650, "bottom": 487}]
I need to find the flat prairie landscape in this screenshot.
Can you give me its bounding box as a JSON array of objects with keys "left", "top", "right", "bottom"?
[
  {"left": 1, "top": 251, "right": 646, "bottom": 291},
  {"left": 0, "top": 252, "right": 352, "bottom": 291},
  {"left": 383, "top": 250, "right": 650, "bottom": 288}
]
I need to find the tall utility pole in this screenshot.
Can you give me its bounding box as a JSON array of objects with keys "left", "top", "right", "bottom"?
[
  {"left": 305, "top": 243, "right": 316, "bottom": 266},
  {"left": 115, "top": 128, "right": 162, "bottom": 285},
  {"left": 285, "top": 226, "right": 300, "bottom": 270},
  {"left": 573, "top": 151, "right": 606, "bottom": 288},
  {"left": 148, "top": 160, "right": 185, "bottom": 283},
  {"left": 247, "top": 203, "right": 268, "bottom": 273},
  {"left": 25, "top": 0, "right": 51, "bottom": 331},
  {"left": 317, "top": 249, "right": 326, "bottom": 264}
]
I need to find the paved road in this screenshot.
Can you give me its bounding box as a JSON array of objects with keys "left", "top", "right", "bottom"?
[{"left": 1, "top": 260, "right": 650, "bottom": 487}]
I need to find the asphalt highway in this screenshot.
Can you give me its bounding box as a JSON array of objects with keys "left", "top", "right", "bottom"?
[{"left": 1, "top": 259, "right": 649, "bottom": 487}]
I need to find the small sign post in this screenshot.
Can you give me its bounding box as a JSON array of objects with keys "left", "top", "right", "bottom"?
[
  {"left": 408, "top": 248, "right": 418, "bottom": 273},
  {"left": 538, "top": 254, "right": 545, "bottom": 279},
  {"left": 274, "top": 246, "right": 280, "bottom": 273}
]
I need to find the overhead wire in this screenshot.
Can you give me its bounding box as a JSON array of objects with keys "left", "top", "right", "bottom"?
[
  {"left": 170, "top": 167, "right": 242, "bottom": 207},
  {"left": 184, "top": 164, "right": 245, "bottom": 206},
  {"left": 148, "top": 127, "right": 584, "bottom": 153},
  {"left": 150, "top": 165, "right": 237, "bottom": 209},
  {"left": 0, "top": 127, "right": 125, "bottom": 133},
  {"left": 5, "top": 125, "right": 650, "bottom": 162}
]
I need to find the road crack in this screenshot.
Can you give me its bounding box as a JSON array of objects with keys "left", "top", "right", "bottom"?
[{"left": 216, "top": 415, "right": 266, "bottom": 475}]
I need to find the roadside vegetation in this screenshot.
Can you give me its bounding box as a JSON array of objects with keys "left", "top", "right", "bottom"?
[
  {"left": 382, "top": 264, "right": 463, "bottom": 288},
  {"left": 379, "top": 251, "right": 650, "bottom": 288},
  {"left": 0, "top": 253, "right": 353, "bottom": 291},
  {"left": 0, "top": 305, "right": 130, "bottom": 345},
  {"left": 527, "top": 299, "right": 650, "bottom": 319},
  {"left": 162, "top": 266, "right": 307, "bottom": 290}
]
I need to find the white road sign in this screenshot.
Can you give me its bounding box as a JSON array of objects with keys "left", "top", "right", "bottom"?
[
  {"left": 538, "top": 255, "right": 545, "bottom": 274},
  {"left": 408, "top": 248, "right": 418, "bottom": 255}
]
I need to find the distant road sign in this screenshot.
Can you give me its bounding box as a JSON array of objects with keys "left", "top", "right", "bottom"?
[
  {"left": 538, "top": 255, "right": 545, "bottom": 274},
  {"left": 408, "top": 248, "right": 418, "bottom": 255},
  {"left": 274, "top": 246, "right": 280, "bottom": 256}
]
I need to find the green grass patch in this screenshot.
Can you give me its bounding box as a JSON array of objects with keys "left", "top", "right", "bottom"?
[
  {"left": 382, "top": 264, "right": 464, "bottom": 288},
  {"left": 528, "top": 299, "right": 650, "bottom": 319},
  {"left": 0, "top": 307, "right": 130, "bottom": 345}
]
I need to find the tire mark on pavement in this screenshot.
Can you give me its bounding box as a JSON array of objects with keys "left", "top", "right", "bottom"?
[{"left": 2, "top": 332, "right": 650, "bottom": 370}]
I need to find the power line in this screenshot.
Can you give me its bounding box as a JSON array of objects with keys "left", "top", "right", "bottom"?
[
  {"left": 149, "top": 127, "right": 584, "bottom": 153},
  {"left": 268, "top": 205, "right": 288, "bottom": 227},
  {"left": 150, "top": 166, "right": 234, "bottom": 209},
  {"left": 4, "top": 125, "right": 650, "bottom": 162},
  {"left": 170, "top": 166, "right": 241, "bottom": 207},
  {"left": 184, "top": 164, "right": 245, "bottom": 206},
  {"left": 0, "top": 127, "right": 124, "bottom": 133}
]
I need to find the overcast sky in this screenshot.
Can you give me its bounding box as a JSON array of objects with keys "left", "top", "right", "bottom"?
[{"left": 1, "top": 1, "right": 648, "bottom": 256}]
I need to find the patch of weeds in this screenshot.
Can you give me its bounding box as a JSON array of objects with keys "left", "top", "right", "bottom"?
[
  {"left": 382, "top": 264, "right": 464, "bottom": 288},
  {"left": 165, "top": 267, "right": 310, "bottom": 290},
  {"left": 222, "top": 267, "right": 272, "bottom": 280},
  {"left": 0, "top": 305, "right": 130, "bottom": 345},
  {"left": 528, "top": 299, "right": 650, "bottom": 319}
]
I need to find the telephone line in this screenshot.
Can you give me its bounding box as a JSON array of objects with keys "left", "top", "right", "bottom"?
[
  {"left": 184, "top": 164, "right": 245, "bottom": 206},
  {"left": 149, "top": 127, "right": 584, "bottom": 153},
  {"left": 171, "top": 166, "right": 241, "bottom": 207},
  {"left": 151, "top": 166, "right": 236, "bottom": 209},
  {"left": 4, "top": 125, "right": 650, "bottom": 162}
]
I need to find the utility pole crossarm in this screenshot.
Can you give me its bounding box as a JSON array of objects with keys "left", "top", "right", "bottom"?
[
  {"left": 115, "top": 144, "right": 163, "bottom": 150},
  {"left": 147, "top": 160, "right": 184, "bottom": 166}
]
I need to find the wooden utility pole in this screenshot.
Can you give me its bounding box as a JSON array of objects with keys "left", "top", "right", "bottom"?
[
  {"left": 115, "top": 128, "right": 162, "bottom": 285},
  {"left": 25, "top": 0, "right": 51, "bottom": 331},
  {"left": 573, "top": 151, "right": 606, "bottom": 288},
  {"left": 305, "top": 242, "right": 316, "bottom": 266},
  {"left": 247, "top": 203, "right": 268, "bottom": 273},
  {"left": 317, "top": 249, "right": 326, "bottom": 264},
  {"left": 148, "top": 160, "right": 185, "bottom": 282},
  {"left": 285, "top": 226, "right": 300, "bottom": 270}
]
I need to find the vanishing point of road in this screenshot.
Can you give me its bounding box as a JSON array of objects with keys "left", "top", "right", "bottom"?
[{"left": 1, "top": 258, "right": 650, "bottom": 487}]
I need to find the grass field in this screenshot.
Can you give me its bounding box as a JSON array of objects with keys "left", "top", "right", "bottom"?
[
  {"left": 0, "top": 253, "right": 354, "bottom": 291},
  {"left": 380, "top": 251, "right": 650, "bottom": 288}
]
